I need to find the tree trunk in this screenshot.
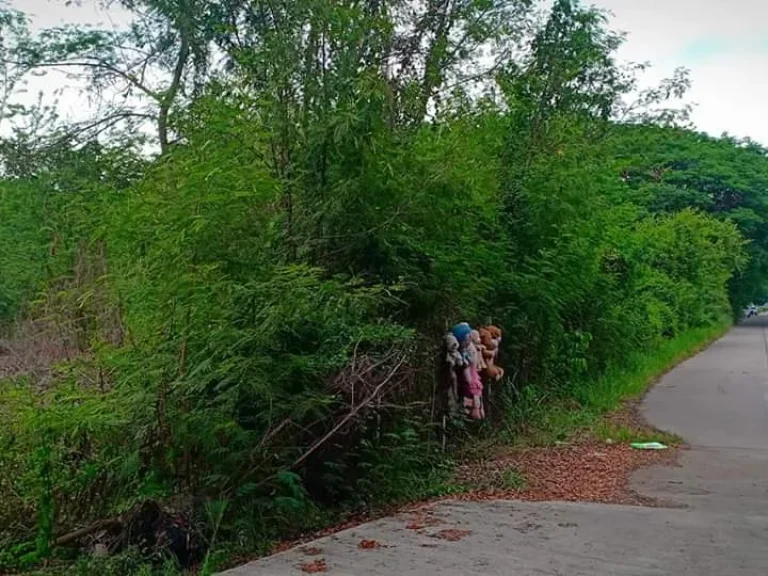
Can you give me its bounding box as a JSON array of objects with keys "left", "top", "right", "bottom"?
[{"left": 158, "top": 33, "right": 190, "bottom": 153}]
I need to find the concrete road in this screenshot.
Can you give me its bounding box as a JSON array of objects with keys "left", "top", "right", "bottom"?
[{"left": 222, "top": 318, "right": 768, "bottom": 575}]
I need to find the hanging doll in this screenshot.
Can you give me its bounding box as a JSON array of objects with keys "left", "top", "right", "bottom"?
[
  {"left": 461, "top": 329, "right": 485, "bottom": 420},
  {"left": 449, "top": 323, "right": 474, "bottom": 418},
  {"left": 442, "top": 332, "right": 464, "bottom": 413},
  {"left": 451, "top": 322, "right": 472, "bottom": 346},
  {"left": 473, "top": 330, "right": 487, "bottom": 371}
]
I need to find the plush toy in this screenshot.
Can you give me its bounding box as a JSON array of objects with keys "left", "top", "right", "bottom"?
[
  {"left": 485, "top": 325, "right": 502, "bottom": 348},
  {"left": 444, "top": 333, "right": 464, "bottom": 367},
  {"left": 442, "top": 333, "right": 464, "bottom": 412},
  {"left": 479, "top": 327, "right": 504, "bottom": 381},
  {"left": 480, "top": 325, "right": 502, "bottom": 364}
]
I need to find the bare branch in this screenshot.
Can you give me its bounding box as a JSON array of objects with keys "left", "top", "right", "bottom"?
[
  {"left": 292, "top": 354, "right": 407, "bottom": 470},
  {"left": 157, "top": 31, "right": 189, "bottom": 153},
  {"left": 28, "top": 59, "right": 160, "bottom": 100},
  {"left": 49, "top": 110, "right": 154, "bottom": 147}
]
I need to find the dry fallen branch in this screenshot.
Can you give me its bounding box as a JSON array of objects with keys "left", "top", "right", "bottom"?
[
  {"left": 292, "top": 354, "right": 407, "bottom": 470},
  {"left": 238, "top": 352, "right": 410, "bottom": 496},
  {"left": 54, "top": 519, "right": 122, "bottom": 547},
  {"left": 256, "top": 417, "right": 293, "bottom": 450}
]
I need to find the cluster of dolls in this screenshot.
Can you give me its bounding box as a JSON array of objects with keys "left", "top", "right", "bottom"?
[{"left": 443, "top": 322, "right": 504, "bottom": 420}]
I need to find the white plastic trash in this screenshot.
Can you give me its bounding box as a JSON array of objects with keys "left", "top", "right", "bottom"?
[{"left": 630, "top": 441, "right": 668, "bottom": 450}]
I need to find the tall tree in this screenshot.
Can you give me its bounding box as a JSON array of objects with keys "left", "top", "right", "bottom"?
[{"left": 13, "top": 0, "right": 213, "bottom": 152}]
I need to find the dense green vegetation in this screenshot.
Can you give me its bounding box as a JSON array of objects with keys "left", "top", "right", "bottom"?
[{"left": 0, "top": 0, "right": 765, "bottom": 572}]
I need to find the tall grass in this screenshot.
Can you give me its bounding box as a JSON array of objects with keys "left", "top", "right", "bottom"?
[{"left": 505, "top": 322, "right": 731, "bottom": 445}]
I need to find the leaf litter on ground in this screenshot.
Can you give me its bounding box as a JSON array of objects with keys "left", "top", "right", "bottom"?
[{"left": 299, "top": 558, "right": 328, "bottom": 573}]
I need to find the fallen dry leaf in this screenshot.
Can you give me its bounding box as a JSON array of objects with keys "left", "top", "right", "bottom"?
[
  {"left": 300, "top": 547, "right": 323, "bottom": 556},
  {"left": 405, "top": 521, "right": 428, "bottom": 530},
  {"left": 358, "top": 539, "right": 380, "bottom": 550},
  {"left": 454, "top": 441, "right": 678, "bottom": 507},
  {"left": 433, "top": 529, "right": 472, "bottom": 542},
  {"left": 299, "top": 559, "right": 328, "bottom": 573},
  {"left": 452, "top": 401, "right": 681, "bottom": 507},
  {"left": 268, "top": 513, "right": 377, "bottom": 555},
  {"left": 405, "top": 514, "right": 442, "bottom": 531}
]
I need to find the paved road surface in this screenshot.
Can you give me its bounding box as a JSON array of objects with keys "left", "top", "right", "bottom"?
[{"left": 222, "top": 318, "right": 768, "bottom": 575}]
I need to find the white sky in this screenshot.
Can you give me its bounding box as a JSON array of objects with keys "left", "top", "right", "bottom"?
[
  {"left": 593, "top": 0, "right": 768, "bottom": 143},
  {"left": 8, "top": 0, "right": 768, "bottom": 143}
]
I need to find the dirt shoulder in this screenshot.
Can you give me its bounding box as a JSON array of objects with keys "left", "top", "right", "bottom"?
[
  {"left": 452, "top": 401, "right": 682, "bottom": 507},
  {"left": 257, "top": 399, "right": 682, "bottom": 567}
]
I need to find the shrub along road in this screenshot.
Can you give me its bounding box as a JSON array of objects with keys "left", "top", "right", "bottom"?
[{"left": 222, "top": 318, "right": 768, "bottom": 575}]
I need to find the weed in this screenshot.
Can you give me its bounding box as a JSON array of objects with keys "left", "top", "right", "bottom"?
[
  {"left": 505, "top": 323, "right": 728, "bottom": 447},
  {"left": 591, "top": 422, "right": 682, "bottom": 446},
  {"left": 499, "top": 468, "right": 527, "bottom": 491}
]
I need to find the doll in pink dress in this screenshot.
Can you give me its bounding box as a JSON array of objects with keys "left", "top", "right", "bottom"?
[
  {"left": 451, "top": 323, "right": 485, "bottom": 420},
  {"left": 459, "top": 329, "right": 485, "bottom": 420}
]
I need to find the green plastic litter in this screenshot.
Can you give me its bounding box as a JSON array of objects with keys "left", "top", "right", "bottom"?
[{"left": 630, "top": 441, "right": 668, "bottom": 450}]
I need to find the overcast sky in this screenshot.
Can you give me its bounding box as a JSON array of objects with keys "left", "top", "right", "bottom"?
[
  {"left": 592, "top": 0, "right": 768, "bottom": 143},
  {"left": 9, "top": 0, "right": 768, "bottom": 143}
]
